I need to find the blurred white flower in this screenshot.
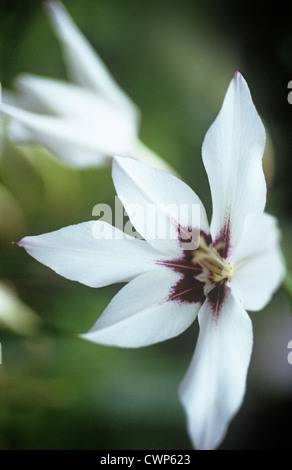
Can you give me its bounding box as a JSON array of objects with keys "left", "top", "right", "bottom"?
[
  {"left": 0, "top": 1, "right": 173, "bottom": 172},
  {"left": 17, "top": 72, "right": 285, "bottom": 449}
]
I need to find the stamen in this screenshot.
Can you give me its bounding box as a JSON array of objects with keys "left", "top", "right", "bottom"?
[{"left": 192, "top": 237, "right": 233, "bottom": 283}]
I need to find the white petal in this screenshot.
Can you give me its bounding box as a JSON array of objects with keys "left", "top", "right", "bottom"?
[
  {"left": 231, "top": 213, "right": 285, "bottom": 311},
  {"left": 179, "top": 289, "right": 253, "bottom": 450},
  {"left": 1, "top": 103, "right": 134, "bottom": 167},
  {"left": 82, "top": 270, "right": 199, "bottom": 347},
  {"left": 112, "top": 156, "right": 210, "bottom": 257},
  {"left": 18, "top": 221, "right": 167, "bottom": 287},
  {"left": 202, "top": 72, "right": 266, "bottom": 247},
  {"left": 45, "top": 1, "right": 139, "bottom": 121},
  {"left": 14, "top": 74, "right": 138, "bottom": 133}
]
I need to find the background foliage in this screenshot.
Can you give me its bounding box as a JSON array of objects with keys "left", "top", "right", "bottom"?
[{"left": 0, "top": 0, "right": 292, "bottom": 450}]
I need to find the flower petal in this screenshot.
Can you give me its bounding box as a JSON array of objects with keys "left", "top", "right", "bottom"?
[
  {"left": 14, "top": 74, "right": 138, "bottom": 132},
  {"left": 45, "top": 1, "right": 139, "bottom": 121},
  {"left": 179, "top": 289, "right": 253, "bottom": 450},
  {"left": 112, "top": 156, "right": 210, "bottom": 257},
  {"left": 1, "top": 103, "right": 134, "bottom": 167},
  {"left": 82, "top": 269, "right": 199, "bottom": 347},
  {"left": 231, "top": 213, "right": 285, "bottom": 311},
  {"left": 202, "top": 72, "right": 266, "bottom": 247},
  {"left": 18, "top": 221, "right": 167, "bottom": 287}
]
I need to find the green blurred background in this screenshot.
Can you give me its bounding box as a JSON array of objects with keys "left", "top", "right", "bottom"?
[{"left": 0, "top": 0, "right": 292, "bottom": 450}]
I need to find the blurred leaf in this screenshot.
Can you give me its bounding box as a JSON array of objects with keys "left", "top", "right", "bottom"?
[
  {"left": 0, "top": 282, "right": 41, "bottom": 335},
  {"left": 283, "top": 272, "right": 292, "bottom": 312},
  {"left": 19, "top": 146, "right": 83, "bottom": 228},
  {"left": 1, "top": 140, "right": 114, "bottom": 233},
  {"left": 0, "top": 139, "right": 44, "bottom": 226},
  {"left": 0, "top": 183, "right": 27, "bottom": 243}
]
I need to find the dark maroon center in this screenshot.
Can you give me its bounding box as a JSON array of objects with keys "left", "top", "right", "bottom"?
[{"left": 156, "top": 224, "right": 231, "bottom": 315}]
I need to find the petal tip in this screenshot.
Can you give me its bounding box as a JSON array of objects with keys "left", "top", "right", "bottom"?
[
  {"left": 234, "top": 69, "right": 242, "bottom": 81},
  {"left": 15, "top": 237, "right": 32, "bottom": 249},
  {"left": 44, "top": 0, "right": 57, "bottom": 15},
  {"left": 113, "top": 154, "right": 123, "bottom": 162},
  {"left": 44, "top": 0, "right": 65, "bottom": 23},
  {"left": 112, "top": 154, "right": 132, "bottom": 170}
]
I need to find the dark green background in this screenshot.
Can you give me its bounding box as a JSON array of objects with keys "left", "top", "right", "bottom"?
[{"left": 0, "top": 0, "right": 292, "bottom": 450}]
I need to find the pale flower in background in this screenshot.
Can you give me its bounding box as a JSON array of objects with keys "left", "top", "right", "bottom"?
[
  {"left": 0, "top": 1, "right": 173, "bottom": 173},
  {"left": 17, "top": 72, "right": 285, "bottom": 449}
]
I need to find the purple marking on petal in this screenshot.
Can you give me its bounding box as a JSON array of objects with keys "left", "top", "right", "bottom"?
[
  {"left": 168, "top": 274, "right": 205, "bottom": 305},
  {"left": 177, "top": 224, "right": 211, "bottom": 251},
  {"left": 156, "top": 230, "right": 210, "bottom": 277},
  {"left": 156, "top": 229, "right": 210, "bottom": 305},
  {"left": 209, "top": 218, "right": 232, "bottom": 317},
  {"left": 213, "top": 217, "right": 231, "bottom": 258},
  {"left": 157, "top": 225, "right": 233, "bottom": 312},
  {"left": 177, "top": 225, "right": 201, "bottom": 251},
  {"left": 207, "top": 282, "right": 229, "bottom": 318}
]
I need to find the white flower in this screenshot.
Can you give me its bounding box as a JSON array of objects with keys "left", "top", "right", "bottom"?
[
  {"left": 0, "top": 1, "right": 172, "bottom": 172},
  {"left": 17, "top": 72, "right": 285, "bottom": 449}
]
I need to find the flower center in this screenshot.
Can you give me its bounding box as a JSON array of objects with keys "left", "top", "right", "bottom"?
[{"left": 192, "top": 237, "right": 233, "bottom": 287}]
